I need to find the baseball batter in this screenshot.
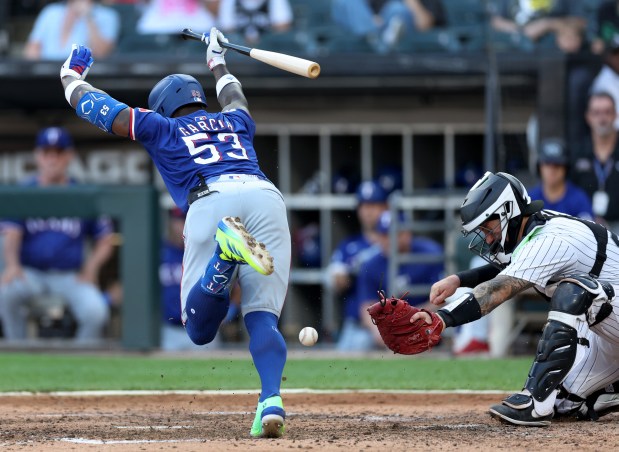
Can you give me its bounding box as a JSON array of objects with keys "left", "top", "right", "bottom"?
[
  {"left": 369, "top": 171, "right": 619, "bottom": 426},
  {"left": 59, "top": 28, "right": 290, "bottom": 438}
]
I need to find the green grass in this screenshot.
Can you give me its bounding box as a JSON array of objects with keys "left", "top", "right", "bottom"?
[{"left": 0, "top": 353, "right": 533, "bottom": 392}]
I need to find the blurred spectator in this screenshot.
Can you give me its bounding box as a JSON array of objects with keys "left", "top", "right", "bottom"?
[
  {"left": 357, "top": 210, "right": 444, "bottom": 350},
  {"left": 219, "top": 0, "right": 293, "bottom": 45},
  {"left": 591, "top": 0, "right": 619, "bottom": 54},
  {"left": 0, "top": 127, "right": 115, "bottom": 343},
  {"left": 376, "top": 164, "right": 403, "bottom": 195},
  {"left": 590, "top": 33, "right": 619, "bottom": 129},
  {"left": 489, "top": 0, "right": 587, "bottom": 53},
  {"left": 24, "top": 0, "right": 120, "bottom": 60},
  {"left": 328, "top": 181, "right": 388, "bottom": 351},
  {"left": 573, "top": 92, "right": 619, "bottom": 231},
  {"left": 528, "top": 137, "right": 594, "bottom": 220},
  {"left": 137, "top": 0, "right": 220, "bottom": 35},
  {"left": 331, "top": 0, "right": 447, "bottom": 53}
]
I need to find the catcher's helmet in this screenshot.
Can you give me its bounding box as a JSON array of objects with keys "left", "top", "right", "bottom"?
[
  {"left": 148, "top": 74, "right": 207, "bottom": 117},
  {"left": 460, "top": 171, "right": 543, "bottom": 267}
]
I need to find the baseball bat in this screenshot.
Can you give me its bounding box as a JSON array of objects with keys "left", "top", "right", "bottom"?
[{"left": 181, "top": 28, "right": 321, "bottom": 79}]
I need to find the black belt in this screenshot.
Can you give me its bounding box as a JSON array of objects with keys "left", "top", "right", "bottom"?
[{"left": 187, "top": 184, "right": 219, "bottom": 206}]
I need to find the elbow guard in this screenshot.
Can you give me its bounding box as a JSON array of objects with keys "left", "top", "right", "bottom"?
[{"left": 75, "top": 91, "right": 127, "bottom": 133}]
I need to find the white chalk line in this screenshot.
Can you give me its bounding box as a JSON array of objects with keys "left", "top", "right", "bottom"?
[
  {"left": 59, "top": 438, "right": 204, "bottom": 445},
  {"left": 0, "top": 388, "right": 511, "bottom": 397},
  {"left": 56, "top": 415, "right": 487, "bottom": 444}
]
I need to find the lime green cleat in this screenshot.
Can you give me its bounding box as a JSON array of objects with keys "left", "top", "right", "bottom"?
[
  {"left": 250, "top": 395, "right": 286, "bottom": 438},
  {"left": 215, "top": 216, "right": 274, "bottom": 276}
]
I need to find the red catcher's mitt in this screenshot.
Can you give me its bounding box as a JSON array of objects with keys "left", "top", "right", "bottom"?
[{"left": 367, "top": 291, "right": 444, "bottom": 355}]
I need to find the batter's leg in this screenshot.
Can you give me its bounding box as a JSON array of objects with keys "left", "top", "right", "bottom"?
[
  {"left": 184, "top": 216, "right": 273, "bottom": 345},
  {"left": 246, "top": 311, "right": 287, "bottom": 438}
]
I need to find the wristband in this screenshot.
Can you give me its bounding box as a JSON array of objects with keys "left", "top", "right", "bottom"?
[
  {"left": 64, "top": 80, "right": 90, "bottom": 105},
  {"left": 216, "top": 74, "right": 241, "bottom": 97},
  {"left": 456, "top": 264, "right": 501, "bottom": 288},
  {"left": 208, "top": 56, "right": 226, "bottom": 71},
  {"left": 436, "top": 292, "right": 482, "bottom": 328}
]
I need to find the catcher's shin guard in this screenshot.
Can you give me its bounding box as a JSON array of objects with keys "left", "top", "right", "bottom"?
[{"left": 525, "top": 320, "right": 578, "bottom": 403}]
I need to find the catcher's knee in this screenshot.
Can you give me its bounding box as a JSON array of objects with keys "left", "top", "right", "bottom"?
[
  {"left": 550, "top": 274, "right": 614, "bottom": 327},
  {"left": 525, "top": 320, "right": 578, "bottom": 402}
]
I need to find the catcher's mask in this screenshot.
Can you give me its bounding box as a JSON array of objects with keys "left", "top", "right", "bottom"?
[
  {"left": 148, "top": 74, "right": 207, "bottom": 117},
  {"left": 460, "top": 171, "right": 543, "bottom": 267}
]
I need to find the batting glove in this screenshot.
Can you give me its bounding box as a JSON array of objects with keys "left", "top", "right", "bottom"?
[
  {"left": 60, "top": 44, "right": 94, "bottom": 80},
  {"left": 206, "top": 27, "right": 228, "bottom": 71}
]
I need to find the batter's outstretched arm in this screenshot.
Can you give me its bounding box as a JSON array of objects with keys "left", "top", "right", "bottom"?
[
  {"left": 211, "top": 64, "right": 249, "bottom": 113},
  {"left": 60, "top": 44, "right": 130, "bottom": 137},
  {"left": 473, "top": 275, "right": 534, "bottom": 315},
  {"left": 61, "top": 75, "right": 131, "bottom": 137},
  {"left": 206, "top": 28, "right": 249, "bottom": 114}
]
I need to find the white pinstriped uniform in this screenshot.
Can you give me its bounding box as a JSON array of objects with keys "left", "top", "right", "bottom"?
[{"left": 499, "top": 214, "right": 619, "bottom": 408}]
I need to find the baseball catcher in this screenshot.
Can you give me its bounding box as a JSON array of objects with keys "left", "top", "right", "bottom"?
[{"left": 368, "top": 171, "right": 619, "bottom": 427}]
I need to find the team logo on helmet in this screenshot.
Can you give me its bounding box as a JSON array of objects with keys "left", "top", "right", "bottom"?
[{"left": 192, "top": 90, "right": 203, "bottom": 102}]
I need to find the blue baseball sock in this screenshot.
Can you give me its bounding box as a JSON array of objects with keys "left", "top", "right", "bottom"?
[
  {"left": 244, "top": 311, "right": 287, "bottom": 402},
  {"left": 201, "top": 244, "right": 235, "bottom": 294}
]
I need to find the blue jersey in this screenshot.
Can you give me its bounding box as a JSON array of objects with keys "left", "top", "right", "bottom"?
[
  {"left": 357, "top": 237, "right": 444, "bottom": 307},
  {"left": 0, "top": 178, "right": 113, "bottom": 271},
  {"left": 329, "top": 234, "right": 377, "bottom": 320},
  {"left": 130, "top": 107, "right": 266, "bottom": 212},
  {"left": 160, "top": 240, "right": 184, "bottom": 326},
  {"left": 528, "top": 181, "right": 594, "bottom": 220}
]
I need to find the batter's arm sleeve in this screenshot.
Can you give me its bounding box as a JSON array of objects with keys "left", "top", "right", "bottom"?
[{"left": 61, "top": 75, "right": 131, "bottom": 137}]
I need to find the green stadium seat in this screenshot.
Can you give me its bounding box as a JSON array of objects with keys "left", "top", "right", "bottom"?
[{"left": 395, "top": 28, "right": 462, "bottom": 53}]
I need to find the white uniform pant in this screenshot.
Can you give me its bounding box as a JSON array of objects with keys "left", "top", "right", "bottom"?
[
  {"left": 555, "top": 297, "right": 619, "bottom": 413},
  {"left": 180, "top": 179, "right": 291, "bottom": 319}
]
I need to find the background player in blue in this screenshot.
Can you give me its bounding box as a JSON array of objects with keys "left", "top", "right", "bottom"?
[
  {"left": 528, "top": 137, "right": 594, "bottom": 220},
  {"left": 0, "top": 126, "right": 114, "bottom": 343},
  {"left": 59, "top": 28, "right": 291, "bottom": 438},
  {"left": 160, "top": 207, "right": 211, "bottom": 351},
  {"left": 357, "top": 210, "right": 444, "bottom": 348},
  {"left": 327, "top": 180, "right": 387, "bottom": 350}
]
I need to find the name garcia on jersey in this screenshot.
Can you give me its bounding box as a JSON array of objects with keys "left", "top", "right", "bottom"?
[{"left": 178, "top": 115, "right": 234, "bottom": 137}]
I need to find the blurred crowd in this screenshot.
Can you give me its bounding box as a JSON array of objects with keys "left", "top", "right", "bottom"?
[{"left": 1, "top": 0, "right": 616, "bottom": 58}]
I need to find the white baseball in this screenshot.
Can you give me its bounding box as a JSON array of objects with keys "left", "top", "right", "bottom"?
[{"left": 299, "top": 327, "right": 318, "bottom": 346}]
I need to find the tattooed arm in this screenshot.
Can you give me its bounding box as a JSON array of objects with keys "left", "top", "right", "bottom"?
[
  {"left": 473, "top": 275, "right": 534, "bottom": 316},
  {"left": 411, "top": 274, "right": 534, "bottom": 328}
]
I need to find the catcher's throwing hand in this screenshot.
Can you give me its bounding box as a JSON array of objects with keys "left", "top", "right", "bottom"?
[
  {"left": 367, "top": 291, "right": 445, "bottom": 355},
  {"left": 429, "top": 274, "right": 461, "bottom": 306},
  {"left": 60, "top": 44, "right": 93, "bottom": 80}
]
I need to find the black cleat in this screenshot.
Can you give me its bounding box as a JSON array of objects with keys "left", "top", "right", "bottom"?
[{"left": 489, "top": 393, "right": 553, "bottom": 427}]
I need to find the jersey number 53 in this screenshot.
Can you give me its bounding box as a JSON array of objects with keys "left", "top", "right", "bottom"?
[{"left": 182, "top": 132, "right": 248, "bottom": 164}]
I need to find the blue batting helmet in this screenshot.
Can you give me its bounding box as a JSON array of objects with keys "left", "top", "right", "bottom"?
[{"left": 148, "top": 74, "right": 207, "bottom": 117}]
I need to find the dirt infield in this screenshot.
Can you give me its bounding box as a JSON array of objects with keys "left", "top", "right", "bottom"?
[{"left": 0, "top": 392, "right": 617, "bottom": 451}]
